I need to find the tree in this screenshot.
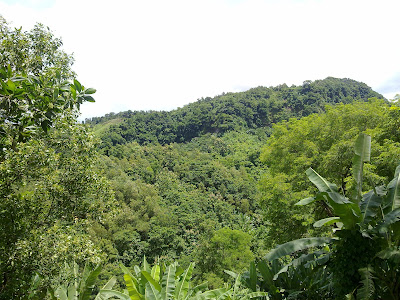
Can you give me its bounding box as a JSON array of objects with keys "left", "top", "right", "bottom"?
[
  {"left": 259, "top": 100, "right": 400, "bottom": 247},
  {"left": 264, "top": 134, "right": 400, "bottom": 299},
  {"left": 0, "top": 16, "right": 96, "bottom": 155},
  {"left": 0, "top": 18, "right": 115, "bottom": 298},
  {"left": 0, "top": 15, "right": 74, "bottom": 80},
  {"left": 195, "top": 228, "right": 254, "bottom": 287}
]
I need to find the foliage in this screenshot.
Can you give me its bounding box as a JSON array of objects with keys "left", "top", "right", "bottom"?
[
  {"left": 195, "top": 228, "right": 254, "bottom": 287},
  {"left": 0, "top": 17, "right": 96, "bottom": 154},
  {"left": 115, "top": 258, "right": 268, "bottom": 300},
  {"left": 86, "top": 77, "right": 382, "bottom": 151},
  {"left": 264, "top": 134, "right": 400, "bottom": 299},
  {"left": 0, "top": 115, "right": 116, "bottom": 297},
  {"left": 231, "top": 259, "right": 332, "bottom": 299},
  {"left": 52, "top": 262, "right": 105, "bottom": 300},
  {"left": 0, "top": 18, "right": 115, "bottom": 298},
  {"left": 91, "top": 130, "right": 268, "bottom": 271},
  {"left": 0, "top": 16, "right": 74, "bottom": 79},
  {"left": 29, "top": 262, "right": 120, "bottom": 300},
  {"left": 115, "top": 258, "right": 230, "bottom": 300},
  {"left": 258, "top": 100, "right": 400, "bottom": 246}
]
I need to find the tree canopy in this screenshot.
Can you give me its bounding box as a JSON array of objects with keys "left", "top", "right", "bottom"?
[
  {"left": 0, "top": 17, "right": 113, "bottom": 298},
  {"left": 86, "top": 77, "right": 383, "bottom": 151}
]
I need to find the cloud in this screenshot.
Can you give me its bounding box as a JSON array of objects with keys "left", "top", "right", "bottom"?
[{"left": 376, "top": 73, "right": 400, "bottom": 96}]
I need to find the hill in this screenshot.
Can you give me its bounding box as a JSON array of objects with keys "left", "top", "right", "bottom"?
[
  {"left": 80, "top": 77, "right": 387, "bottom": 285},
  {"left": 86, "top": 77, "right": 383, "bottom": 150}
]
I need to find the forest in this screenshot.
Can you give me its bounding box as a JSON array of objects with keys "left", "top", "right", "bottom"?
[{"left": 1, "top": 17, "right": 400, "bottom": 300}]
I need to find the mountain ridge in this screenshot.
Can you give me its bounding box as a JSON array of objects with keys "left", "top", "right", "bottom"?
[{"left": 86, "top": 77, "right": 384, "bottom": 149}]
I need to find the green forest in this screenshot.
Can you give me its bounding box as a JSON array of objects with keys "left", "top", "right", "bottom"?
[{"left": 1, "top": 17, "right": 400, "bottom": 300}]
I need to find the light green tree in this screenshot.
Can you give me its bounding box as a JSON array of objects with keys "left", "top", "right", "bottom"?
[
  {"left": 0, "top": 18, "right": 115, "bottom": 298},
  {"left": 195, "top": 228, "right": 254, "bottom": 287},
  {"left": 259, "top": 100, "right": 400, "bottom": 247}
]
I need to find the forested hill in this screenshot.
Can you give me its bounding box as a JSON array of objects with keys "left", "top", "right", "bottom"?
[{"left": 86, "top": 77, "right": 383, "bottom": 148}]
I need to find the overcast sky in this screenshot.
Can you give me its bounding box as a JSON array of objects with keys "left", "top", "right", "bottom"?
[{"left": 1, "top": 0, "right": 399, "bottom": 120}]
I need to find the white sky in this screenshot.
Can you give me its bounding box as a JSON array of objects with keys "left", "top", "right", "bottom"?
[{"left": 1, "top": 0, "right": 399, "bottom": 120}]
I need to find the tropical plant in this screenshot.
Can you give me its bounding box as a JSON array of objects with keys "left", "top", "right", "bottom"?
[
  {"left": 27, "top": 262, "right": 118, "bottom": 300},
  {"left": 51, "top": 262, "right": 104, "bottom": 300},
  {"left": 116, "top": 257, "right": 228, "bottom": 300},
  {"left": 230, "top": 259, "right": 332, "bottom": 299},
  {"left": 98, "top": 257, "right": 269, "bottom": 300},
  {"left": 222, "top": 270, "right": 270, "bottom": 300},
  {"left": 263, "top": 133, "right": 400, "bottom": 299}
]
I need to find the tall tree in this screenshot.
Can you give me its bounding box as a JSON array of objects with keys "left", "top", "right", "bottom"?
[{"left": 0, "top": 17, "right": 114, "bottom": 298}]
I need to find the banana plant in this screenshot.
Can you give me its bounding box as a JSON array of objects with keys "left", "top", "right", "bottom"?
[
  {"left": 50, "top": 262, "right": 120, "bottom": 300},
  {"left": 220, "top": 271, "right": 270, "bottom": 300},
  {"left": 234, "top": 259, "right": 332, "bottom": 299},
  {"left": 115, "top": 257, "right": 230, "bottom": 300},
  {"left": 263, "top": 133, "right": 400, "bottom": 299}
]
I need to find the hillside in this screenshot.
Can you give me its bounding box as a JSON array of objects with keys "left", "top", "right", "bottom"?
[
  {"left": 81, "top": 77, "right": 389, "bottom": 287},
  {"left": 4, "top": 12, "right": 400, "bottom": 298},
  {"left": 86, "top": 77, "right": 383, "bottom": 150}
]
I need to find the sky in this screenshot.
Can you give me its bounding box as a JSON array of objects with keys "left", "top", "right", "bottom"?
[{"left": 1, "top": 0, "right": 399, "bottom": 120}]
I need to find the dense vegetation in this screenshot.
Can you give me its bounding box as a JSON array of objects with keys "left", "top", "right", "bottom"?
[
  {"left": 2, "top": 16, "right": 400, "bottom": 299},
  {"left": 85, "top": 77, "right": 382, "bottom": 150}
]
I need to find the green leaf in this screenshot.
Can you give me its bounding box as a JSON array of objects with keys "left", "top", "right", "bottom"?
[
  {"left": 265, "top": 237, "right": 335, "bottom": 261},
  {"left": 295, "top": 197, "right": 316, "bottom": 206},
  {"left": 54, "top": 286, "right": 68, "bottom": 300},
  {"left": 7, "top": 64, "right": 12, "bottom": 77},
  {"left": 191, "top": 282, "right": 208, "bottom": 294},
  {"left": 160, "top": 264, "right": 176, "bottom": 300},
  {"left": 79, "top": 264, "right": 102, "bottom": 300},
  {"left": 120, "top": 264, "right": 142, "bottom": 300},
  {"left": 324, "top": 192, "right": 361, "bottom": 229},
  {"left": 224, "top": 270, "right": 237, "bottom": 279},
  {"left": 145, "top": 281, "right": 161, "bottom": 300},
  {"left": 175, "top": 265, "right": 184, "bottom": 278},
  {"left": 248, "top": 261, "right": 257, "bottom": 292},
  {"left": 7, "top": 79, "right": 16, "bottom": 92},
  {"left": 387, "top": 165, "right": 400, "bottom": 212},
  {"left": 257, "top": 261, "right": 279, "bottom": 295},
  {"left": 71, "top": 86, "right": 77, "bottom": 100},
  {"left": 313, "top": 217, "right": 341, "bottom": 228},
  {"left": 83, "top": 95, "right": 95, "bottom": 102},
  {"left": 60, "top": 85, "right": 70, "bottom": 92},
  {"left": 101, "top": 276, "right": 117, "bottom": 290},
  {"left": 356, "top": 266, "right": 375, "bottom": 300},
  {"left": 194, "top": 288, "right": 228, "bottom": 299},
  {"left": 353, "top": 133, "right": 371, "bottom": 202},
  {"left": 151, "top": 265, "right": 161, "bottom": 283},
  {"left": 74, "top": 79, "right": 82, "bottom": 92},
  {"left": 175, "top": 262, "right": 194, "bottom": 300},
  {"left": 53, "top": 87, "right": 59, "bottom": 100},
  {"left": 84, "top": 87, "right": 96, "bottom": 94},
  {"left": 306, "top": 168, "right": 338, "bottom": 193},
  {"left": 141, "top": 271, "right": 161, "bottom": 292},
  {"left": 56, "top": 70, "right": 61, "bottom": 81},
  {"left": 376, "top": 247, "right": 400, "bottom": 263},
  {"left": 354, "top": 133, "right": 371, "bottom": 161},
  {"left": 97, "top": 290, "right": 130, "bottom": 300},
  {"left": 360, "top": 189, "right": 383, "bottom": 225},
  {"left": 11, "top": 76, "right": 26, "bottom": 82},
  {"left": 41, "top": 120, "right": 51, "bottom": 133},
  {"left": 377, "top": 208, "right": 400, "bottom": 234}
]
